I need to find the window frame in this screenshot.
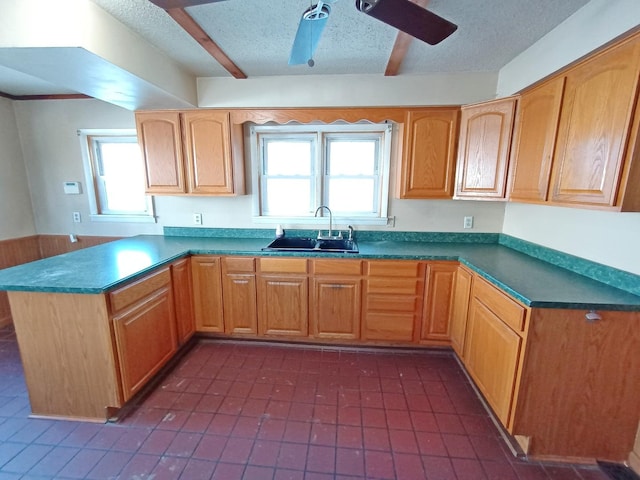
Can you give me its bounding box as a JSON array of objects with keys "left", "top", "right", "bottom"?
[
  {"left": 79, "top": 129, "right": 156, "bottom": 223},
  {"left": 250, "top": 123, "right": 392, "bottom": 226}
]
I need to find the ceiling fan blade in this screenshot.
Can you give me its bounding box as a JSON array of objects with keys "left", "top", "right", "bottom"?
[
  {"left": 289, "top": 3, "right": 331, "bottom": 65},
  {"left": 148, "top": 0, "right": 228, "bottom": 9},
  {"left": 356, "top": 0, "right": 457, "bottom": 45}
]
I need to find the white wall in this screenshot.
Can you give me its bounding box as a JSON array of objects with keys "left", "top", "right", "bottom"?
[
  {"left": 498, "top": 0, "right": 640, "bottom": 275},
  {"left": 0, "top": 97, "right": 35, "bottom": 240}
]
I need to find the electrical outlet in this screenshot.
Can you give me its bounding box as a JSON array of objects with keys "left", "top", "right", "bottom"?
[
  {"left": 193, "top": 213, "right": 203, "bottom": 225},
  {"left": 463, "top": 216, "right": 473, "bottom": 229},
  {"left": 72, "top": 212, "right": 81, "bottom": 223}
]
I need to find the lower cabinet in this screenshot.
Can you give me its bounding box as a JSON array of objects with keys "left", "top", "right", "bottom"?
[
  {"left": 420, "top": 262, "right": 457, "bottom": 344},
  {"left": 257, "top": 258, "right": 309, "bottom": 337},
  {"left": 171, "top": 257, "right": 195, "bottom": 345},
  {"left": 449, "top": 264, "right": 473, "bottom": 357},
  {"left": 191, "top": 255, "right": 224, "bottom": 333},
  {"left": 463, "top": 275, "right": 526, "bottom": 427},
  {"left": 222, "top": 257, "right": 257, "bottom": 335},
  {"left": 310, "top": 259, "right": 362, "bottom": 340},
  {"left": 362, "top": 260, "right": 426, "bottom": 342}
]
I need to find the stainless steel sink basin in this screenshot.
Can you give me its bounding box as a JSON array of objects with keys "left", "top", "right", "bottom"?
[{"left": 262, "top": 237, "right": 358, "bottom": 253}]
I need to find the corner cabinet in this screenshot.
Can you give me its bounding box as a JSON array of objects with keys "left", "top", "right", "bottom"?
[
  {"left": 507, "top": 32, "right": 640, "bottom": 211},
  {"left": 135, "top": 110, "right": 245, "bottom": 196},
  {"left": 454, "top": 97, "right": 517, "bottom": 200},
  {"left": 398, "top": 108, "right": 460, "bottom": 199}
]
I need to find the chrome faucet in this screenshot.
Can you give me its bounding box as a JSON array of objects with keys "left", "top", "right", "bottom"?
[{"left": 314, "top": 205, "right": 342, "bottom": 240}]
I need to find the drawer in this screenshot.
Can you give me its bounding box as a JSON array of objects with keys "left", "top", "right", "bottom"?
[
  {"left": 366, "top": 277, "right": 422, "bottom": 296},
  {"left": 313, "top": 259, "right": 362, "bottom": 276},
  {"left": 365, "top": 294, "right": 419, "bottom": 313},
  {"left": 363, "top": 313, "right": 415, "bottom": 341},
  {"left": 366, "top": 260, "right": 422, "bottom": 278},
  {"left": 223, "top": 256, "right": 255, "bottom": 273},
  {"left": 109, "top": 267, "right": 171, "bottom": 313},
  {"left": 473, "top": 276, "right": 526, "bottom": 332},
  {"left": 259, "top": 257, "right": 308, "bottom": 274}
]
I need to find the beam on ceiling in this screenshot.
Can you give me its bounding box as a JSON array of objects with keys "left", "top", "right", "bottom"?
[
  {"left": 165, "top": 7, "right": 247, "bottom": 80},
  {"left": 385, "top": 0, "right": 429, "bottom": 77}
]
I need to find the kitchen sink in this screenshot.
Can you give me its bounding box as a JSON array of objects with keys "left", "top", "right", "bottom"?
[{"left": 262, "top": 237, "right": 358, "bottom": 253}]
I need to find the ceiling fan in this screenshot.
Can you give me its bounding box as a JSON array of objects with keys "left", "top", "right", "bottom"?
[{"left": 148, "top": 0, "right": 458, "bottom": 66}]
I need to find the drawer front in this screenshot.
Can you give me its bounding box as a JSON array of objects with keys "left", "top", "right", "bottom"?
[
  {"left": 259, "top": 257, "right": 308, "bottom": 274},
  {"left": 366, "top": 260, "right": 422, "bottom": 277},
  {"left": 366, "top": 294, "right": 419, "bottom": 313},
  {"left": 313, "top": 259, "right": 362, "bottom": 276},
  {"left": 363, "top": 313, "right": 415, "bottom": 341},
  {"left": 473, "top": 277, "right": 526, "bottom": 332},
  {"left": 223, "top": 256, "right": 255, "bottom": 273},
  {"left": 109, "top": 267, "right": 171, "bottom": 313},
  {"left": 366, "top": 277, "right": 422, "bottom": 296}
]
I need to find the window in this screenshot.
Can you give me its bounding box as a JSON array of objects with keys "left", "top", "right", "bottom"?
[
  {"left": 251, "top": 123, "right": 392, "bottom": 224},
  {"left": 79, "top": 129, "right": 155, "bottom": 223}
]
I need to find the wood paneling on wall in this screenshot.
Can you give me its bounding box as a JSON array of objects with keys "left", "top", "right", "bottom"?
[{"left": 0, "top": 235, "right": 119, "bottom": 327}]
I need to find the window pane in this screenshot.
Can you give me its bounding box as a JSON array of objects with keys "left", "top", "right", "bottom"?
[
  {"left": 265, "top": 141, "right": 312, "bottom": 176},
  {"left": 96, "top": 140, "right": 148, "bottom": 214},
  {"left": 327, "top": 140, "right": 377, "bottom": 175},
  {"left": 328, "top": 178, "right": 376, "bottom": 213},
  {"left": 263, "top": 179, "right": 311, "bottom": 215}
]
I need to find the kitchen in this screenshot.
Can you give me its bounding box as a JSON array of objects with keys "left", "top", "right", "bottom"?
[{"left": 1, "top": 0, "right": 640, "bottom": 478}]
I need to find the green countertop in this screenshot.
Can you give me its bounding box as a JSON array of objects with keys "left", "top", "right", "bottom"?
[{"left": 0, "top": 234, "right": 639, "bottom": 311}]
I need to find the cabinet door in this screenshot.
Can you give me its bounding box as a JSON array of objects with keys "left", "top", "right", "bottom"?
[
  {"left": 135, "top": 111, "right": 186, "bottom": 194},
  {"left": 399, "top": 109, "right": 460, "bottom": 198},
  {"left": 257, "top": 275, "right": 308, "bottom": 337},
  {"left": 113, "top": 286, "right": 178, "bottom": 401},
  {"left": 311, "top": 277, "right": 361, "bottom": 340},
  {"left": 223, "top": 273, "right": 258, "bottom": 335},
  {"left": 182, "top": 110, "right": 235, "bottom": 195},
  {"left": 171, "top": 258, "right": 195, "bottom": 345},
  {"left": 449, "top": 266, "right": 473, "bottom": 357},
  {"left": 191, "top": 256, "right": 224, "bottom": 333},
  {"left": 464, "top": 296, "right": 522, "bottom": 426},
  {"left": 420, "top": 262, "right": 456, "bottom": 343},
  {"left": 508, "top": 77, "right": 565, "bottom": 202},
  {"left": 549, "top": 37, "right": 640, "bottom": 206},
  {"left": 455, "top": 98, "right": 516, "bottom": 199}
]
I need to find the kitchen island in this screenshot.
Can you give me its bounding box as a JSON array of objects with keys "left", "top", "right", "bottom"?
[{"left": 0, "top": 229, "right": 639, "bottom": 463}]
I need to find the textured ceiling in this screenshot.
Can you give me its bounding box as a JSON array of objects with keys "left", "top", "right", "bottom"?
[
  {"left": 0, "top": 0, "right": 591, "bottom": 97},
  {"left": 91, "top": 0, "right": 590, "bottom": 77}
]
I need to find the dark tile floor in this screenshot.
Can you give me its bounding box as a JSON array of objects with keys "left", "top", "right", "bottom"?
[{"left": 0, "top": 324, "right": 612, "bottom": 480}]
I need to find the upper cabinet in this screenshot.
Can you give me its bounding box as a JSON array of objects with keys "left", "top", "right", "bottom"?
[
  {"left": 398, "top": 108, "right": 460, "bottom": 199},
  {"left": 454, "top": 97, "right": 517, "bottom": 200},
  {"left": 549, "top": 35, "right": 640, "bottom": 209},
  {"left": 508, "top": 33, "right": 640, "bottom": 211},
  {"left": 135, "top": 110, "right": 245, "bottom": 196},
  {"left": 507, "top": 77, "right": 565, "bottom": 203}
]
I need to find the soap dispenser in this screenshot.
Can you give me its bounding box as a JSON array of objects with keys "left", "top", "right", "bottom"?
[{"left": 275, "top": 224, "right": 284, "bottom": 238}]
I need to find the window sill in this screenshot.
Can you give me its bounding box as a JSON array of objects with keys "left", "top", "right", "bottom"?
[
  {"left": 252, "top": 216, "right": 392, "bottom": 227},
  {"left": 89, "top": 214, "right": 157, "bottom": 224}
]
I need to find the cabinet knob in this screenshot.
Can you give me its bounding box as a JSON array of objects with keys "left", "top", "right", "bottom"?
[{"left": 585, "top": 310, "right": 602, "bottom": 322}]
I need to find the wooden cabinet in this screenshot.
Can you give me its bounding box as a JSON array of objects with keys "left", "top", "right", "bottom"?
[
  {"left": 257, "top": 258, "right": 309, "bottom": 337},
  {"left": 135, "top": 109, "right": 245, "bottom": 196},
  {"left": 549, "top": 36, "right": 640, "bottom": 208},
  {"left": 463, "top": 276, "right": 527, "bottom": 427},
  {"left": 455, "top": 97, "right": 517, "bottom": 199},
  {"left": 398, "top": 108, "right": 460, "bottom": 198},
  {"left": 508, "top": 77, "right": 565, "bottom": 202},
  {"left": 171, "top": 257, "right": 195, "bottom": 345},
  {"left": 110, "top": 267, "right": 178, "bottom": 401},
  {"left": 310, "top": 259, "right": 362, "bottom": 340},
  {"left": 449, "top": 264, "right": 473, "bottom": 357},
  {"left": 362, "top": 260, "right": 425, "bottom": 342},
  {"left": 420, "top": 262, "right": 457, "bottom": 344},
  {"left": 191, "top": 255, "right": 224, "bottom": 333},
  {"left": 222, "top": 257, "right": 257, "bottom": 335},
  {"left": 136, "top": 111, "right": 185, "bottom": 194}
]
